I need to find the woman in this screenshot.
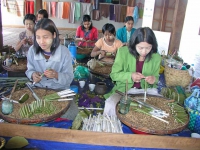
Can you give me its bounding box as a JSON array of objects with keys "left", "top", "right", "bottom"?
[
  {"left": 90, "top": 23, "right": 123, "bottom": 63},
  {"left": 37, "top": 9, "right": 48, "bottom": 21},
  {"left": 25, "top": 18, "right": 74, "bottom": 90},
  {"left": 104, "top": 27, "right": 161, "bottom": 115},
  {"left": 116, "top": 16, "right": 136, "bottom": 46},
  {"left": 75, "top": 14, "right": 98, "bottom": 47},
  {"left": 15, "top": 14, "right": 36, "bottom": 56}
]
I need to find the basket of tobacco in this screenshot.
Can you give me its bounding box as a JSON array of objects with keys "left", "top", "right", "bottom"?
[
  {"left": 116, "top": 93, "right": 189, "bottom": 135},
  {"left": 87, "top": 59, "right": 112, "bottom": 78},
  {"left": 0, "top": 87, "right": 75, "bottom": 124},
  {"left": 2, "top": 55, "right": 27, "bottom": 72},
  {"left": 77, "top": 46, "right": 93, "bottom": 55}
]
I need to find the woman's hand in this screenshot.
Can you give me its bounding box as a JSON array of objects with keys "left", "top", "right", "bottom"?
[
  {"left": 145, "top": 76, "right": 156, "bottom": 84},
  {"left": 131, "top": 72, "right": 145, "bottom": 83},
  {"left": 21, "top": 38, "right": 27, "bottom": 45},
  {"left": 99, "top": 50, "right": 106, "bottom": 59},
  {"left": 44, "top": 69, "right": 58, "bottom": 79},
  {"left": 32, "top": 72, "right": 42, "bottom": 84}
]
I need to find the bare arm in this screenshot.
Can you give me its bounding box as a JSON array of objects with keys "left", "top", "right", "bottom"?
[
  {"left": 15, "top": 38, "right": 27, "bottom": 52},
  {"left": 90, "top": 46, "right": 105, "bottom": 57}
]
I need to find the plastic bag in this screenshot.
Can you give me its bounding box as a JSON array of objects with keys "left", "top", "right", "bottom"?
[{"left": 74, "top": 65, "right": 89, "bottom": 80}]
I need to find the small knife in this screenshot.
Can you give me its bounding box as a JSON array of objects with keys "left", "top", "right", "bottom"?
[{"left": 26, "top": 83, "right": 41, "bottom": 101}]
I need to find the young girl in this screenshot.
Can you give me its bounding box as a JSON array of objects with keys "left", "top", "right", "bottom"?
[
  {"left": 37, "top": 9, "right": 48, "bottom": 21},
  {"left": 91, "top": 23, "right": 123, "bottom": 63},
  {"left": 116, "top": 16, "right": 136, "bottom": 46},
  {"left": 104, "top": 27, "right": 161, "bottom": 116},
  {"left": 25, "top": 19, "right": 74, "bottom": 90},
  {"left": 15, "top": 14, "right": 36, "bottom": 56},
  {"left": 75, "top": 15, "right": 98, "bottom": 47}
]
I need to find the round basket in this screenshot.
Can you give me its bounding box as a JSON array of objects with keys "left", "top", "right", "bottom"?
[
  {"left": 164, "top": 65, "right": 191, "bottom": 87},
  {"left": 77, "top": 47, "right": 93, "bottom": 55},
  {"left": 2, "top": 59, "right": 27, "bottom": 72},
  {"left": 0, "top": 88, "right": 70, "bottom": 124},
  {"left": 116, "top": 95, "right": 189, "bottom": 135},
  {"left": 89, "top": 62, "right": 112, "bottom": 78}
]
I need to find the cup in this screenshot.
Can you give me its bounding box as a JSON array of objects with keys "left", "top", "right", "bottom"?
[
  {"left": 119, "top": 96, "right": 131, "bottom": 115},
  {"left": 89, "top": 84, "right": 95, "bottom": 92},
  {"left": 79, "top": 81, "right": 85, "bottom": 88},
  {"left": 70, "top": 85, "right": 78, "bottom": 93}
]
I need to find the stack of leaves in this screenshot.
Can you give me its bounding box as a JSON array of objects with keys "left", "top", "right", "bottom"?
[{"left": 19, "top": 100, "right": 56, "bottom": 118}]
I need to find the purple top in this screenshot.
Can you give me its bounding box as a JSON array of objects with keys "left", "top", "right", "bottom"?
[{"left": 133, "top": 60, "right": 144, "bottom": 89}]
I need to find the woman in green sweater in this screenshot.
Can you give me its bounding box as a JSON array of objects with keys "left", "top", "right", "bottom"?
[{"left": 104, "top": 27, "right": 161, "bottom": 116}]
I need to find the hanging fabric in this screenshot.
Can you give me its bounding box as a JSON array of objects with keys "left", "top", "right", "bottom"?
[
  {"left": 120, "top": 5, "right": 127, "bottom": 22},
  {"left": 51, "top": 2, "right": 57, "bottom": 18},
  {"left": 56, "top": 2, "right": 63, "bottom": 19},
  {"left": 128, "top": 0, "right": 134, "bottom": 7},
  {"left": 78, "top": 0, "right": 90, "bottom": 3},
  {"left": 16, "top": 0, "right": 24, "bottom": 17},
  {"left": 137, "top": 2, "right": 144, "bottom": 18},
  {"left": 6, "top": 0, "right": 16, "bottom": 14},
  {"left": 114, "top": 4, "right": 121, "bottom": 22},
  {"left": 126, "top": 6, "right": 134, "bottom": 17},
  {"left": 109, "top": 5, "right": 115, "bottom": 20},
  {"left": 47, "top": 2, "right": 51, "bottom": 17},
  {"left": 81, "top": 3, "right": 92, "bottom": 16},
  {"left": 62, "top": 2, "right": 70, "bottom": 19},
  {"left": 25, "top": 0, "right": 34, "bottom": 14},
  {"left": 100, "top": 3, "right": 110, "bottom": 18},
  {"left": 133, "top": 5, "right": 139, "bottom": 24},
  {"left": 112, "top": 0, "right": 119, "bottom": 4},
  {"left": 92, "top": 0, "right": 99, "bottom": 10},
  {"left": 120, "top": 0, "right": 127, "bottom": 5},
  {"left": 92, "top": 10, "right": 100, "bottom": 21},
  {"left": 69, "top": 2, "right": 75, "bottom": 23},
  {"left": 43, "top": 1, "right": 47, "bottom": 10},
  {"left": 74, "top": 2, "right": 81, "bottom": 21}
]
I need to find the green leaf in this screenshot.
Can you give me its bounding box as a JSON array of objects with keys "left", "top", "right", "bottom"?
[{"left": 5, "top": 136, "right": 29, "bottom": 149}]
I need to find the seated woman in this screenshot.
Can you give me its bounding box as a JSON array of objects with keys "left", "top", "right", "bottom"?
[
  {"left": 90, "top": 23, "right": 123, "bottom": 63},
  {"left": 104, "top": 27, "right": 161, "bottom": 116},
  {"left": 116, "top": 16, "right": 136, "bottom": 46},
  {"left": 15, "top": 14, "right": 36, "bottom": 56},
  {"left": 75, "top": 14, "right": 98, "bottom": 47},
  {"left": 37, "top": 9, "right": 48, "bottom": 21},
  {"left": 25, "top": 18, "right": 74, "bottom": 90}
]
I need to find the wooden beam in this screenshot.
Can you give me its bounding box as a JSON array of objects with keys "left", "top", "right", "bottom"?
[
  {"left": 0, "top": 3, "right": 3, "bottom": 49},
  {"left": 160, "top": 0, "right": 170, "bottom": 31},
  {"left": 0, "top": 123, "right": 200, "bottom": 150}
]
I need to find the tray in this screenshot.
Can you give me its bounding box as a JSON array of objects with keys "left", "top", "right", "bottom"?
[
  {"left": 116, "top": 94, "right": 189, "bottom": 135},
  {"left": 0, "top": 88, "right": 70, "bottom": 124},
  {"left": 2, "top": 59, "right": 27, "bottom": 72},
  {"left": 77, "top": 47, "right": 93, "bottom": 55}
]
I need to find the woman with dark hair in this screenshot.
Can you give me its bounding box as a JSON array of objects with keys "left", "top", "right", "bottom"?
[
  {"left": 37, "top": 9, "right": 48, "bottom": 21},
  {"left": 90, "top": 23, "right": 123, "bottom": 63},
  {"left": 15, "top": 14, "right": 36, "bottom": 56},
  {"left": 116, "top": 16, "right": 136, "bottom": 46},
  {"left": 25, "top": 18, "right": 74, "bottom": 90},
  {"left": 75, "top": 14, "right": 98, "bottom": 47},
  {"left": 104, "top": 27, "right": 161, "bottom": 116}
]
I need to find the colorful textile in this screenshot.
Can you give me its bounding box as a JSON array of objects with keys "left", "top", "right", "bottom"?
[
  {"left": 15, "top": 0, "right": 24, "bottom": 17},
  {"left": 69, "top": 2, "right": 75, "bottom": 23},
  {"left": 128, "top": 0, "right": 135, "bottom": 7},
  {"left": 62, "top": 2, "right": 70, "bottom": 19},
  {"left": 56, "top": 2, "right": 63, "bottom": 19},
  {"left": 43, "top": 1, "right": 47, "bottom": 10},
  {"left": 75, "top": 2, "right": 81, "bottom": 21},
  {"left": 126, "top": 6, "right": 134, "bottom": 16},
  {"left": 81, "top": 3, "right": 92, "bottom": 15},
  {"left": 120, "top": 0, "right": 127, "bottom": 5},
  {"left": 76, "top": 26, "right": 98, "bottom": 47},
  {"left": 109, "top": 5, "right": 115, "bottom": 20},
  {"left": 6, "top": 0, "right": 16, "bottom": 13},
  {"left": 25, "top": 1, "right": 34, "bottom": 14},
  {"left": 112, "top": 0, "right": 119, "bottom": 4},
  {"left": 133, "top": 6, "right": 139, "bottom": 23},
  {"left": 92, "top": 0, "right": 99, "bottom": 10},
  {"left": 78, "top": 0, "right": 90, "bottom": 2},
  {"left": 51, "top": 2, "right": 57, "bottom": 18},
  {"left": 100, "top": 3, "right": 110, "bottom": 18},
  {"left": 47, "top": 2, "right": 51, "bottom": 17}
]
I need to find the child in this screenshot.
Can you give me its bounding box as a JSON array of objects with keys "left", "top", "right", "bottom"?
[
  {"left": 15, "top": 14, "right": 36, "bottom": 56},
  {"left": 37, "top": 9, "right": 48, "bottom": 21},
  {"left": 25, "top": 19, "right": 74, "bottom": 90}
]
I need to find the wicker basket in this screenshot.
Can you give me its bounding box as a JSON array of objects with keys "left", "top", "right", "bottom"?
[
  {"left": 164, "top": 65, "right": 191, "bottom": 87},
  {"left": 77, "top": 47, "right": 93, "bottom": 55}
]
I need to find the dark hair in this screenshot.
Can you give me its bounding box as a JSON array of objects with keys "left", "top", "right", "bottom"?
[
  {"left": 102, "top": 23, "right": 116, "bottom": 36},
  {"left": 128, "top": 27, "right": 158, "bottom": 61},
  {"left": 81, "top": 15, "right": 93, "bottom": 30},
  {"left": 34, "top": 18, "right": 60, "bottom": 55},
  {"left": 23, "top": 14, "right": 36, "bottom": 24},
  {"left": 125, "top": 16, "right": 134, "bottom": 23},
  {"left": 37, "top": 9, "right": 48, "bottom": 18}
]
